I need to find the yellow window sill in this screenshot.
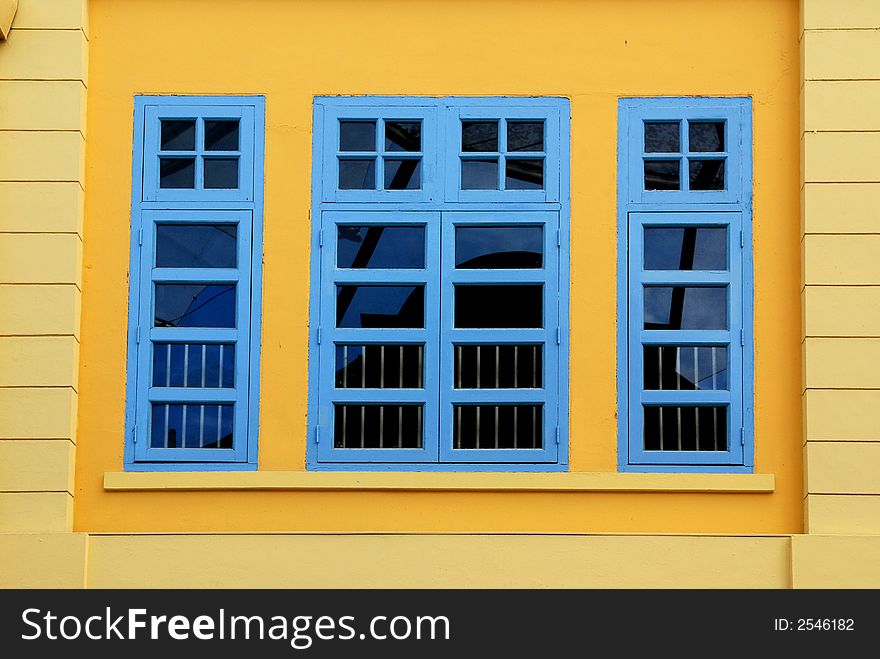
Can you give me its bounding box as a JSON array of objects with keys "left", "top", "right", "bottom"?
[{"left": 104, "top": 471, "right": 775, "bottom": 493}]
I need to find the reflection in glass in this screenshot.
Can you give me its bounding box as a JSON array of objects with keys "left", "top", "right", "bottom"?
[
  {"left": 336, "top": 285, "right": 424, "bottom": 328},
  {"left": 156, "top": 224, "right": 237, "bottom": 269},
  {"left": 455, "top": 285, "right": 543, "bottom": 328},
  {"left": 154, "top": 284, "right": 236, "bottom": 328},
  {"left": 643, "top": 345, "right": 728, "bottom": 391},
  {"left": 643, "top": 227, "right": 727, "bottom": 271},
  {"left": 334, "top": 404, "right": 422, "bottom": 448},
  {"left": 462, "top": 121, "right": 498, "bottom": 151},
  {"left": 161, "top": 120, "right": 196, "bottom": 151},
  {"left": 339, "top": 159, "right": 376, "bottom": 189},
  {"left": 337, "top": 226, "right": 424, "bottom": 269},
  {"left": 339, "top": 121, "right": 376, "bottom": 151},
  {"left": 159, "top": 158, "right": 195, "bottom": 189},
  {"left": 204, "top": 158, "right": 239, "bottom": 189},
  {"left": 454, "top": 404, "right": 542, "bottom": 449},
  {"left": 455, "top": 226, "right": 542, "bottom": 269},
  {"left": 644, "top": 122, "right": 680, "bottom": 153},
  {"left": 689, "top": 159, "right": 725, "bottom": 191},
  {"left": 204, "top": 120, "right": 239, "bottom": 151},
  {"left": 644, "top": 405, "right": 727, "bottom": 451},
  {"left": 644, "top": 159, "right": 680, "bottom": 190},
  {"left": 461, "top": 159, "right": 498, "bottom": 189},
  {"left": 151, "top": 403, "right": 233, "bottom": 449},
  {"left": 152, "top": 343, "right": 235, "bottom": 388},
  {"left": 688, "top": 121, "right": 725, "bottom": 152},
  {"left": 335, "top": 344, "right": 423, "bottom": 389},
  {"left": 505, "top": 158, "right": 543, "bottom": 190},
  {"left": 507, "top": 122, "right": 544, "bottom": 152},
  {"left": 385, "top": 122, "right": 421, "bottom": 152},
  {"left": 384, "top": 159, "right": 421, "bottom": 190},
  {"left": 643, "top": 286, "right": 727, "bottom": 330},
  {"left": 455, "top": 344, "right": 542, "bottom": 389}
]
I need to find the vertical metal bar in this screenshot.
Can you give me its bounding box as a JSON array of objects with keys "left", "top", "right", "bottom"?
[
  {"left": 342, "top": 405, "right": 348, "bottom": 447},
  {"left": 218, "top": 344, "right": 224, "bottom": 388},
  {"left": 494, "top": 406, "right": 499, "bottom": 448},
  {"left": 216, "top": 405, "right": 221, "bottom": 446},
  {"left": 360, "top": 405, "right": 365, "bottom": 448},
  {"left": 455, "top": 406, "right": 461, "bottom": 449},
  {"left": 164, "top": 404, "right": 170, "bottom": 448},
  {"left": 495, "top": 346, "right": 500, "bottom": 389},
  {"left": 361, "top": 346, "right": 367, "bottom": 388},
  {"left": 514, "top": 345, "right": 519, "bottom": 388},
  {"left": 380, "top": 345, "right": 385, "bottom": 389},
  {"left": 676, "top": 348, "right": 682, "bottom": 450},
  {"left": 659, "top": 406, "right": 665, "bottom": 450},
  {"left": 343, "top": 345, "right": 349, "bottom": 388},
  {"left": 418, "top": 344, "right": 423, "bottom": 388},
  {"left": 658, "top": 345, "right": 663, "bottom": 390},
  {"left": 694, "top": 406, "right": 700, "bottom": 450},
  {"left": 201, "top": 345, "right": 206, "bottom": 388},
  {"left": 182, "top": 404, "right": 188, "bottom": 447},
  {"left": 711, "top": 346, "right": 717, "bottom": 390},
  {"left": 199, "top": 404, "right": 205, "bottom": 448},
  {"left": 399, "top": 345, "right": 404, "bottom": 388},
  {"left": 476, "top": 345, "right": 482, "bottom": 389},
  {"left": 183, "top": 344, "right": 190, "bottom": 387},
  {"left": 379, "top": 405, "right": 384, "bottom": 448},
  {"left": 693, "top": 346, "right": 699, "bottom": 390}
]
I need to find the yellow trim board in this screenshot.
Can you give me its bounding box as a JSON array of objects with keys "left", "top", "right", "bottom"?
[{"left": 104, "top": 471, "right": 775, "bottom": 493}]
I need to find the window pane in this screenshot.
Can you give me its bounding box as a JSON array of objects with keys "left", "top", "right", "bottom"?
[
  {"left": 204, "top": 158, "right": 239, "bottom": 189},
  {"left": 339, "top": 159, "right": 376, "bottom": 189},
  {"left": 384, "top": 159, "right": 421, "bottom": 190},
  {"left": 335, "top": 344, "right": 423, "bottom": 389},
  {"left": 462, "top": 121, "right": 498, "bottom": 152},
  {"left": 644, "top": 122, "right": 680, "bottom": 153},
  {"left": 455, "top": 344, "right": 542, "bottom": 389},
  {"left": 161, "top": 120, "right": 195, "bottom": 151},
  {"left": 455, "top": 285, "right": 543, "bottom": 328},
  {"left": 688, "top": 121, "right": 725, "bottom": 152},
  {"left": 156, "top": 224, "right": 237, "bottom": 269},
  {"left": 644, "top": 405, "right": 727, "bottom": 451},
  {"left": 204, "top": 120, "right": 239, "bottom": 151},
  {"left": 339, "top": 121, "right": 376, "bottom": 151},
  {"left": 644, "top": 286, "right": 727, "bottom": 330},
  {"left": 644, "top": 159, "right": 680, "bottom": 190},
  {"left": 334, "top": 404, "right": 423, "bottom": 448},
  {"left": 507, "top": 121, "right": 544, "bottom": 152},
  {"left": 689, "top": 159, "right": 725, "bottom": 191},
  {"left": 159, "top": 158, "right": 195, "bottom": 189},
  {"left": 150, "top": 403, "right": 233, "bottom": 449},
  {"left": 337, "top": 225, "right": 425, "bottom": 269},
  {"left": 505, "top": 158, "right": 543, "bottom": 190},
  {"left": 643, "top": 227, "right": 727, "bottom": 271},
  {"left": 152, "top": 343, "right": 236, "bottom": 388},
  {"left": 461, "top": 159, "right": 498, "bottom": 189},
  {"left": 454, "top": 404, "right": 542, "bottom": 449},
  {"left": 643, "top": 345, "right": 728, "bottom": 391},
  {"left": 385, "top": 121, "right": 421, "bottom": 152},
  {"left": 336, "top": 285, "right": 424, "bottom": 328},
  {"left": 455, "top": 226, "right": 543, "bottom": 269},
  {"left": 154, "top": 284, "right": 236, "bottom": 328}
]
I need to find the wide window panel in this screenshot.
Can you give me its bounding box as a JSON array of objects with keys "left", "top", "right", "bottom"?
[
  {"left": 643, "top": 227, "right": 726, "bottom": 271},
  {"left": 337, "top": 225, "right": 425, "bottom": 269},
  {"left": 455, "top": 226, "right": 543, "bottom": 269},
  {"left": 454, "top": 284, "right": 543, "bottom": 328},
  {"left": 336, "top": 285, "right": 425, "bottom": 329},
  {"left": 156, "top": 224, "right": 238, "bottom": 269}
]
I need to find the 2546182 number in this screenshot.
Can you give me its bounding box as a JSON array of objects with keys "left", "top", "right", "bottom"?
[{"left": 774, "top": 619, "right": 854, "bottom": 631}]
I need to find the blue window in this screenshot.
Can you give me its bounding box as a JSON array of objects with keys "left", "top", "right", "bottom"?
[
  {"left": 309, "top": 97, "right": 570, "bottom": 471},
  {"left": 617, "top": 98, "right": 753, "bottom": 472},
  {"left": 125, "top": 96, "right": 265, "bottom": 471}
]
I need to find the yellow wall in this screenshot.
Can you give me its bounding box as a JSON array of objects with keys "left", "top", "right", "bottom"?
[{"left": 74, "top": 0, "right": 802, "bottom": 535}]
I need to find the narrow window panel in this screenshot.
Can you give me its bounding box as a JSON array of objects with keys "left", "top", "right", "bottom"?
[
  {"left": 461, "top": 121, "right": 498, "bottom": 152},
  {"left": 461, "top": 158, "right": 499, "bottom": 189},
  {"left": 154, "top": 284, "right": 236, "bottom": 328},
  {"left": 688, "top": 159, "right": 725, "bottom": 191},
  {"left": 338, "top": 159, "right": 376, "bottom": 190},
  {"left": 454, "top": 404, "right": 542, "bottom": 449},
  {"left": 507, "top": 121, "right": 544, "bottom": 152},
  {"left": 383, "top": 159, "right": 422, "bottom": 190},
  {"left": 384, "top": 121, "right": 421, "bottom": 152},
  {"left": 156, "top": 224, "right": 238, "bottom": 269},
  {"left": 339, "top": 120, "right": 376, "bottom": 152},
  {"left": 159, "top": 157, "right": 195, "bottom": 189},
  {"left": 688, "top": 121, "right": 725, "bottom": 152},
  {"left": 204, "top": 157, "right": 239, "bottom": 189},
  {"left": 336, "top": 285, "right": 424, "bottom": 328},
  {"left": 335, "top": 344, "right": 424, "bottom": 389},
  {"left": 643, "top": 227, "right": 727, "bottom": 271},
  {"left": 204, "top": 120, "right": 240, "bottom": 151},
  {"left": 643, "top": 286, "right": 727, "bottom": 330},
  {"left": 644, "top": 121, "right": 680, "bottom": 153},
  {"left": 505, "top": 158, "right": 544, "bottom": 190},
  {"left": 333, "top": 404, "right": 423, "bottom": 449},
  {"left": 337, "top": 225, "right": 425, "bottom": 269},
  {"left": 644, "top": 159, "right": 680, "bottom": 190},
  {"left": 454, "top": 284, "right": 543, "bottom": 328},
  {"left": 150, "top": 403, "right": 234, "bottom": 450},
  {"left": 160, "top": 120, "right": 196, "bottom": 151},
  {"left": 455, "top": 226, "right": 543, "bottom": 269},
  {"left": 454, "top": 344, "right": 542, "bottom": 389},
  {"left": 642, "top": 345, "right": 728, "bottom": 391},
  {"left": 643, "top": 405, "right": 728, "bottom": 452}
]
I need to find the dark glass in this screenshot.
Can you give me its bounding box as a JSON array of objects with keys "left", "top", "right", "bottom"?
[
  {"left": 151, "top": 403, "right": 233, "bottom": 449},
  {"left": 689, "top": 159, "right": 725, "bottom": 191},
  {"left": 461, "top": 159, "right": 498, "bottom": 189},
  {"left": 643, "top": 345, "right": 728, "bottom": 391},
  {"left": 643, "top": 405, "right": 727, "bottom": 451},
  {"left": 335, "top": 344, "right": 423, "bottom": 389},
  {"left": 154, "top": 284, "right": 236, "bottom": 328},
  {"left": 462, "top": 121, "right": 498, "bottom": 151},
  {"left": 152, "top": 342, "right": 235, "bottom": 388},
  {"left": 643, "top": 227, "right": 727, "bottom": 271},
  {"left": 204, "top": 158, "right": 239, "bottom": 189},
  {"left": 333, "top": 404, "right": 422, "bottom": 448},
  {"left": 336, "top": 285, "right": 424, "bottom": 328},
  {"left": 455, "top": 226, "right": 542, "bottom": 269},
  {"left": 644, "top": 160, "right": 680, "bottom": 190},
  {"left": 204, "top": 120, "right": 239, "bottom": 151},
  {"left": 688, "top": 121, "right": 725, "bottom": 152},
  {"left": 337, "top": 225, "right": 424, "bottom": 269},
  {"left": 339, "top": 121, "right": 376, "bottom": 151},
  {"left": 455, "top": 344, "right": 542, "bottom": 389},
  {"left": 454, "top": 285, "right": 542, "bottom": 328},
  {"left": 505, "top": 158, "right": 543, "bottom": 190},
  {"left": 507, "top": 121, "right": 544, "bottom": 152},
  {"left": 159, "top": 158, "right": 195, "bottom": 189},
  {"left": 160, "top": 120, "right": 196, "bottom": 151},
  {"left": 454, "top": 404, "right": 542, "bottom": 449},
  {"left": 384, "top": 159, "right": 421, "bottom": 190},
  {"left": 643, "top": 286, "right": 727, "bottom": 330},
  {"left": 156, "top": 224, "right": 237, "bottom": 268},
  {"left": 339, "top": 159, "right": 376, "bottom": 189},
  {"left": 644, "top": 122, "right": 680, "bottom": 153},
  {"left": 385, "top": 121, "right": 421, "bottom": 152}
]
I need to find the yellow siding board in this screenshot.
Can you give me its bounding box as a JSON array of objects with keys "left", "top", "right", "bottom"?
[
  {"left": 0, "top": 80, "right": 86, "bottom": 133},
  {"left": 0, "top": 28, "right": 86, "bottom": 81},
  {"left": 0, "top": 533, "right": 86, "bottom": 588},
  {"left": 792, "top": 535, "right": 880, "bottom": 588},
  {"left": 807, "top": 495, "right": 880, "bottom": 534},
  {"left": 805, "top": 338, "right": 880, "bottom": 389},
  {"left": 803, "top": 235, "right": 880, "bottom": 285},
  {"left": 803, "top": 183, "right": 880, "bottom": 234},
  {"left": 0, "top": 492, "right": 71, "bottom": 532},
  {"left": 803, "top": 0, "right": 880, "bottom": 30},
  {"left": 0, "top": 336, "right": 79, "bottom": 388},
  {"left": 0, "top": 234, "right": 82, "bottom": 285},
  {"left": 804, "top": 132, "right": 880, "bottom": 183},
  {"left": 0, "top": 182, "right": 83, "bottom": 234},
  {"left": 806, "top": 442, "right": 880, "bottom": 494},
  {"left": 0, "top": 285, "right": 80, "bottom": 336},
  {"left": 805, "top": 390, "right": 880, "bottom": 441},
  {"left": 0, "top": 439, "right": 74, "bottom": 492},
  {"left": 804, "top": 81, "right": 880, "bottom": 132},
  {"left": 0, "top": 387, "right": 76, "bottom": 440},
  {"left": 13, "top": 0, "right": 87, "bottom": 34},
  {"left": 803, "top": 30, "right": 880, "bottom": 81},
  {"left": 804, "top": 286, "right": 880, "bottom": 336},
  {"left": 0, "top": 132, "right": 84, "bottom": 183}
]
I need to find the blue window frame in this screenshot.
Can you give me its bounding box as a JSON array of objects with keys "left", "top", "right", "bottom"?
[
  {"left": 617, "top": 97, "right": 754, "bottom": 473},
  {"left": 309, "top": 96, "right": 570, "bottom": 471},
  {"left": 125, "top": 96, "right": 265, "bottom": 471}
]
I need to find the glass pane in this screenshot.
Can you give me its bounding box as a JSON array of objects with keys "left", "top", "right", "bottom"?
[
  {"left": 337, "top": 226, "right": 425, "bottom": 269},
  {"left": 204, "top": 120, "right": 239, "bottom": 151},
  {"left": 152, "top": 343, "right": 236, "bottom": 388},
  {"left": 204, "top": 158, "right": 239, "bottom": 189},
  {"left": 336, "top": 285, "right": 424, "bottom": 328},
  {"left": 643, "top": 345, "right": 728, "bottom": 391},
  {"left": 154, "top": 283, "right": 236, "bottom": 328},
  {"left": 505, "top": 158, "right": 543, "bottom": 190},
  {"left": 462, "top": 121, "right": 498, "bottom": 152},
  {"left": 335, "top": 344, "right": 423, "bottom": 389},
  {"left": 151, "top": 403, "right": 233, "bottom": 449},
  {"left": 644, "top": 405, "right": 727, "bottom": 451},
  {"left": 644, "top": 160, "right": 680, "bottom": 191},
  {"left": 455, "top": 344, "right": 542, "bottom": 389},
  {"left": 461, "top": 159, "right": 498, "bottom": 190},
  {"left": 644, "top": 122, "right": 680, "bottom": 153},
  {"left": 334, "top": 404, "right": 422, "bottom": 448},
  {"left": 384, "top": 159, "right": 421, "bottom": 190},
  {"left": 644, "top": 286, "right": 727, "bottom": 330},
  {"left": 455, "top": 226, "right": 543, "bottom": 269},
  {"left": 156, "top": 224, "right": 237, "bottom": 269},
  {"left": 159, "top": 158, "right": 195, "bottom": 189},
  {"left": 688, "top": 121, "right": 725, "bottom": 152},
  {"left": 455, "top": 285, "right": 543, "bottom": 328},
  {"left": 643, "top": 227, "right": 727, "bottom": 271},
  {"left": 689, "top": 159, "right": 725, "bottom": 191},
  {"left": 454, "top": 404, "right": 542, "bottom": 449},
  {"left": 161, "top": 120, "right": 195, "bottom": 151},
  {"left": 385, "top": 121, "right": 421, "bottom": 152},
  {"left": 339, "top": 159, "right": 376, "bottom": 190},
  {"left": 339, "top": 121, "right": 376, "bottom": 151},
  {"left": 507, "top": 121, "right": 544, "bottom": 152}
]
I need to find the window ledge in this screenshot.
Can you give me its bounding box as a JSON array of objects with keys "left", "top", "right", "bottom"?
[{"left": 104, "top": 471, "right": 774, "bottom": 493}]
